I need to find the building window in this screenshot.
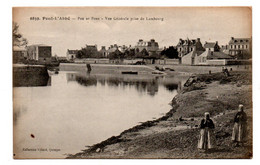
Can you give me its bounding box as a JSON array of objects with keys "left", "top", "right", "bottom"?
[
  {"left": 191, "top": 48, "right": 193, "bottom": 51},
  {"left": 242, "top": 45, "right": 244, "bottom": 49},
  {"left": 238, "top": 45, "right": 240, "bottom": 49},
  {"left": 230, "top": 45, "right": 233, "bottom": 49},
  {"left": 234, "top": 45, "right": 236, "bottom": 49},
  {"left": 246, "top": 45, "right": 248, "bottom": 49}
]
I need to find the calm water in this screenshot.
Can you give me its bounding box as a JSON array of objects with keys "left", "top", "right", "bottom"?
[{"left": 13, "top": 71, "right": 187, "bottom": 158}]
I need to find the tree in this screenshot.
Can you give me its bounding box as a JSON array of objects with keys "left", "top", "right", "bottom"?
[
  {"left": 124, "top": 49, "right": 136, "bottom": 59},
  {"left": 108, "top": 49, "right": 122, "bottom": 59},
  {"left": 13, "top": 22, "right": 28, "bottom": 47},
  {"left": 76, "top": 50, "right": 84, "bottom": 58},
  {"left": 161, "top": 46, "right": 179, "bottom": 59},
  {"left": 140, "top": 49, "right": 149, "bottom": 56}
]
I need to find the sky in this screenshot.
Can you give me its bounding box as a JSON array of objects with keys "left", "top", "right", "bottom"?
[{"left": 13, "top": 7, "right": 252, "bottom": 57}]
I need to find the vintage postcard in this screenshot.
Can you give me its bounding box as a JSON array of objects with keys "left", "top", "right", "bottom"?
[{"left": 13, "top": 7, "right": 252, "bottom": 159}]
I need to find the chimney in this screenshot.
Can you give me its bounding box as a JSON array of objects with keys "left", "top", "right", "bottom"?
[
  {"left": 231, "top": 37, "right": 234, "bottom": 40},
  {"left": 197, "top": 38, "right": 200, "bottom": 42}
]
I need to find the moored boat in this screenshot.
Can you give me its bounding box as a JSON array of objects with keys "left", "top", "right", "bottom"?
[{"left": 121, "top": 71, "right": 138, "bottom": 75}]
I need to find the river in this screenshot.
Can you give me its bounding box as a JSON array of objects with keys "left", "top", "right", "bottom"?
[{"left": 13, "top": 71, "right": 187, "bottom": 158}]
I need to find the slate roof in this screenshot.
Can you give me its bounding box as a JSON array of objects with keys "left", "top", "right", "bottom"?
[
  {"left": 177, "top": 39, "right": 197, "bottom": 46},
  {"left": 221, "top": 49, "right": 229, "bottom": 55},
  {"left": 28, "top": 44, "right": 51, "bottom": 47},
  {"left": 207, "top": 51, "right": 233, "bottom": 59},
  {"left": 204, "top": 42, "right": 216, "bottom": 48},
  {"left": 183, "top": 50, "right": 204, "bottom": 58},
  {"left": 192, "top": 50, "right": 204, "bottom": 58},
  {"left": 67, "top": 49, "right": 78, "bottom": 54},
  {"left": 229, "top": 38, "right": 251, "bottom": 45},
  {"left": 107, "top": 47, "right": 120, "bottom": 53}
]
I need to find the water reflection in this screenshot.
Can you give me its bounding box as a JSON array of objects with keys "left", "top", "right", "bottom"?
[
  {"left": 13, "top": 76, "right": 51, "bottom": 87},
  {"left": 164, "top": 83, "right": 179, "bottom": 92},
  {"left": 75, "top": 76, "right": 97, "bottom": 87},
  {"left": 13, "top": 66, "right": 52, "bottom": 87},
  {"left": 14, "top": 71, "right": 188, "bottom": 158},
  {"left": 66, "top": 72, "right": 181, "bottom": 96}
]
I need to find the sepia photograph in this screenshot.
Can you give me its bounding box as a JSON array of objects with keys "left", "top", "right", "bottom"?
[{"left": 12, "top": 7, "right": 252, "bottom": 159}]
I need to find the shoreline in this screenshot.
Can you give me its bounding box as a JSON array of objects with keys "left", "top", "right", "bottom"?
[{"left": 67, "top": 70, "right": 252, "bottom": 159}]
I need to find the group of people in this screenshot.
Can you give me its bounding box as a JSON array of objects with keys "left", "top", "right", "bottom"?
[
  {"left": 222, "top": 67, "right": 230, "bottom": 76},
  {"left": 198, "top": 104, "right": 248, "bottom": 152}
]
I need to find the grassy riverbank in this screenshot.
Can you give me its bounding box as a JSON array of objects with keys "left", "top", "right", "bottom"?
[{"left": 67, "top": 70, "right": 252, "bottom": 159}]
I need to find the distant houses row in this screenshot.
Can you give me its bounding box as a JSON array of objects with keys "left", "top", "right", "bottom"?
[
  {"left": 13, "top": 37, "right": 252, "bottom": 65},
  {"left": 176, "top": 37, "right": 252, "bottom": 65},
  {"left": 65, "top": 37, "right": 252, "bottom": 65},
  {"left": 66, "top": 39, "right": 162, "bottom": 61}
]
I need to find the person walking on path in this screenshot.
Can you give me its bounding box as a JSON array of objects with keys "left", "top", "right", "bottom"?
[
  {"left": 198, "top": 112, "right": 215, "bottom": 152},
  {"left": 232, "top": 104, "right": 247, "bottom": 147}
]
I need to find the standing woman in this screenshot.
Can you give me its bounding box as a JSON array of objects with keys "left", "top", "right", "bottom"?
[
  {"left": 198, "top": 112, "right": 215, "bottom": 152},
  {"left": 232, "top": 104, "right": 247, "bottom": 146}
]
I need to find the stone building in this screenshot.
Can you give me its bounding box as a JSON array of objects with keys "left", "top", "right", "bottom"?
[
  {"left": 107, "top": 44, "right": 122, "bottom": 59},
  {"left": 118, "top": 45, "right": 128, "bottom": 54},
  {"left": 135, "top": 39, "right": 159, "bottom": 55},
  {"left": 196, "top": 41, "right": 232, "bottom": 65},
  {"left": 176, "top": 38, "right": 204, "bottom": 58},
  {"left": 220, "top": 45, "right": 229, "bottom": 54},
  {"left": 181, "top": 50, "right": 204, "bottom": 65},
  {"left": 26, "top": 44, "right": 52, "bottom": 62},
  {"left": 181, "top": 40, "right": 232, "bottom": 65},
  {"left": 13, "top": 46, "right": 27, "bottom": 63},
  {"left": 204, "top": 41, "right": 220, "bottom": 52},
  {"left": 66, "top": 49, "right": 78, "bottom": 61},
  {"left": 228, "top": 37, "right": 252, "bottom": 59},
  {"left": 99, "top": 46, "right": 108, "bottom": 58}
]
